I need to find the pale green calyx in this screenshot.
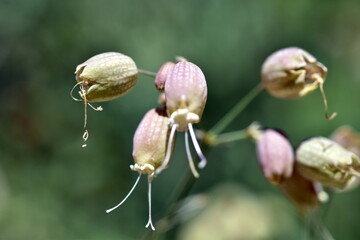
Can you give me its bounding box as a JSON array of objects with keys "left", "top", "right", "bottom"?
[{"left": 296, "top": 137, "right": 360, "bottom": 189}]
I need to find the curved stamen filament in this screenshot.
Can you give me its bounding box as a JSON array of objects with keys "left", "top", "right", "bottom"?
[
  {"left": 106, "top": 173, "right": 142, "bottom": 213},
  {"left": 185, "top": 131, "right": 200, "bottom": 178},
  {"left": 70, "top": 81, "right": 84, "bottom": 101},
  {"left": 155, "top": 124, "right": 177, "bottom": 175},
  {"left": 313, "top": 74, "right": 337, "bottom": 120},
  {"left": 188, "top": 123, "right": 207, "bottom": 169},
  {"left": 82, "top": 93, "right": 89, "bottom": 147},
  {"left": 145, "top": 181, "right": 155, "bottom": 231},
  {"left": 75, "top": 84, "right": 102, "bottom": 148},
  {"left": 319, "top": 82, "right": 337, "bottom": 120}
]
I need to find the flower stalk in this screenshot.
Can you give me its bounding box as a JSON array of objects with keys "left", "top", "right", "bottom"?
[{"left": 209, "top": 83, "right": 263, "bottom": 135}]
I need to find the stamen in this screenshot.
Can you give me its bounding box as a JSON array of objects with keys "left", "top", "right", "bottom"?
[
  {"left": 145, "top": 181, "right": 155, "bottom": 231},
  {"left": 78, "top": 85, "right": 102, "bottom": 147},
  {"left": 185, "top": 131, "right": 200, "bottom": 178},
  {"left": 313, "top": 74, "right": 337, "bottom": 120},
  {"left": 82, "top": 93, "right": 89, "bottom": 148},
  {"left": 70, "top": 81, "right": 84, "bottom": 101},
  {"left": 155, "top": 124, "right": 177, "bottom": 175},
  {"left": 106, "top": 173, "right": 141, "bottom": 213},
  {"left": 188, "top": 123, "right": 207, "bottom": 169}
]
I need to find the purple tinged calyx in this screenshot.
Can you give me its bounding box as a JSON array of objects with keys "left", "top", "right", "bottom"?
[
  {"left": 256, "top": 129, "right": 294, "bottom": 184},
  {"left": 156, "top": 61, "right": 208, "bottom": 177},
  {"left": 165, "top": 61, "right": 207, "bottom": 131},
  {"left": 106, "top": 108, "right": 172, "bottom": 231}
]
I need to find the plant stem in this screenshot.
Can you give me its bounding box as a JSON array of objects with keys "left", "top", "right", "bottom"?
[
  {"left": 209, "top": 83, "right": 263, "bottom": 135},
  {"left": 138, "top": 68, "right": 157, "bottom": 78},
  {"left": 211, "top": 130, "right": 248, "bottom": 146}
]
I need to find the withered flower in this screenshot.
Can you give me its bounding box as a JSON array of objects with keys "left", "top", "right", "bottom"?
[
  {"left": 296, "top": 137, "right": 360, "bottom": 189},
  {"left": 261, "top": 47, "right": 336, "bottom": 120},
  {"left": 71, "top": 52, "right": 138, "bottom": 147}
]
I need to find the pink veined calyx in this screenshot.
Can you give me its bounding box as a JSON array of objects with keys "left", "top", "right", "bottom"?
[{"left": 155, "top": 60, "right": 208, "bottom": 178}]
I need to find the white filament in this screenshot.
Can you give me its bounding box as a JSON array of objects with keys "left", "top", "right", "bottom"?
[
  {"left": 71, "top": 81, "right": 103, "bottom": 147},
  {"left": 70, "top": 81, "right": 83, "bottom": 101},
  {"left": 185, "top": 131, "right": 200, "bottom": 178},
  {"left": 155, "top": 124, "right": 177, "bottom": 175},
  {"left": 106, "top": 173, "right": 141, "bottom": 213},
  {"left": 188, "top": 123, "right": 207, "bottom": 169},
  {"left": 145, "top": 181, "right": 155, "bottom": 231},
  {"left": 82, "top": 92, "right": 89, "bottom": 148}
]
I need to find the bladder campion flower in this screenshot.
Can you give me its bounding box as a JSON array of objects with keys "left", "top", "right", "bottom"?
[
  {"left": 106, "top": 108, "right": 173, "bottom": 231},
  {"left": 261, "top": 47, "right": 336, "bottom": 120},
  {"left": 256, "top": 129, "right": 294, "bottom": 184},
  {"left": 155, "top": 61, "right": 208, "bottom": 178},
  {"left": 71, "top": 52, "right": 138, "bottom": 147},
  {"left": 296, "top": 137, "right": 360, "bottom": 189}
]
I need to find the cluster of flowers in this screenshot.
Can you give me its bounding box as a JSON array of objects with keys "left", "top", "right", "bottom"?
[
  {"left": 255, "top": 47, "right": 360, "bottom": 215},
  {"left": 72, "top": 53, "right": 208, "bottom": 230},
  {"left": 71, "top": 47, "right": 360, "bottom": 231}
]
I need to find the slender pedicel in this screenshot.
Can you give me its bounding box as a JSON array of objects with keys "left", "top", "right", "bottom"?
[{"left": 106, "top": 173, "right": 142, "bottom": 213}]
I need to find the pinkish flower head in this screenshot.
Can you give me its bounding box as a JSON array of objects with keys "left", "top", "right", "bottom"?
[
  {"left": 156, "top": 61, "right": 208, "bottom": 177},
  {"left": 165, "top": 61, "right": 207, "bottom": 131},
  {"left": 131, "top": 108, "right": 173, "bottom": 178},
  {"left": 106, "top": 108, "right": 173, "bottom": 231},
  {"left": 154, "top": 62, "right": 175, "bottom": 92},
  {"left": 256, "top": 129, "right": 294, "bottom": 184}
]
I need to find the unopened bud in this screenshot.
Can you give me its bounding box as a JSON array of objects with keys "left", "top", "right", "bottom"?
[
  {"left": 296, "top": 137, "right": 360, "bottom": 189},
  {"left": 261, "top": 47, "right": 336, "bottom": 120},
  {"left": 74, "top": 52, "right": 138, "bottom": 102},
  {"left": 256, "top": 129, "right": 294, "bottom": 184},
  {"left": 155, "top": 62, "right": 175, "bottom": 92},
  {"left": 131, "top": 108, "right": 174, "bottom": 179}
]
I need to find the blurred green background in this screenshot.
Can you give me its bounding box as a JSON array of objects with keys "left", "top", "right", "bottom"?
[{"left": 1, "top": 0, "right": 360, "bottom": 239}]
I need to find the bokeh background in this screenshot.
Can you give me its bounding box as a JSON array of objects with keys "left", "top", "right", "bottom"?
[{"left": 1, "top": 0, "right": 360, "bottom": 239}]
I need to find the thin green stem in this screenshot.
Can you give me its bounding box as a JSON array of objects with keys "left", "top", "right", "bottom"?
[
  {"left": 209, "top": 83, "right": 263, "bottom": 135},
  {"left": 211, "top": 130, "right": 248, "bottom": 146},
  {"left": 138, "top": 68, "right": 157, "bottom": 78}
]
